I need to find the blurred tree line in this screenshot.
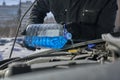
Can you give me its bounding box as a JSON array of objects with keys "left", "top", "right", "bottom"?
[{"left": 0, "top": 20, "right": 18, "bottom": 38}]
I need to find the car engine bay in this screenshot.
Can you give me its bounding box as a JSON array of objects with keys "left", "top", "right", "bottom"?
[{"left": 0, "top": 38, "right": 119, "bottom": 80}]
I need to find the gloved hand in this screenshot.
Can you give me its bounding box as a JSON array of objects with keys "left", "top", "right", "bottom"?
[
  {"left": 102, "top": 32, "right": 120, "bottom": 56},
  {"left": 21, "top": 29, "right": 26, "bottom": 35},
  {"left": 66, "top": 23, "right": 81, "bottom": 39},
  {"left": 66, "top": 22, "right": 96, "bottom": 42}
]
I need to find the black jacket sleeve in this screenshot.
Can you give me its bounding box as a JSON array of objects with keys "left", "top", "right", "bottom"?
[
  {"left": 96, "top": 0, "right": 118, "bottom": 38},
  {"left": 29, "top": 0, "right": 50, "bottom": 24}
]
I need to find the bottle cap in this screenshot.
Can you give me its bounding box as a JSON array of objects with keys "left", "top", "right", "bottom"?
[{"left": 65, "top": 32, "right": 72, "bottom": 40}]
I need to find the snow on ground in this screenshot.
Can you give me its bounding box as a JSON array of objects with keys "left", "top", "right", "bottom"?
[{"left": 0, "top": 37, "right": 51, "bottom": 60}]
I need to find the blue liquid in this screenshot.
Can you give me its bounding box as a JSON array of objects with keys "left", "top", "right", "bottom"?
[{"left": 24, "top": 36, "right": 67, "bottom": 49}]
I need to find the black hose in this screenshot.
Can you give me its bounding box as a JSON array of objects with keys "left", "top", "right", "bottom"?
[{"left": 9, "top": 0, "right": 38, "bottom": 58}]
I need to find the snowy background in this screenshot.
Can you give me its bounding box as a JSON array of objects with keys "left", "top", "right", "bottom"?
[{"left": 0, "top": 37, "right": 51, "bottom": 60}]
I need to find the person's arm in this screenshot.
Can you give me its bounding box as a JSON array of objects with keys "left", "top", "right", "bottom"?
[
  {"left": 29, "top": 0, "right": 50, "bottom": 24},
  {"left": 96, "top": 0, "right": 118, "bottom": 38}
]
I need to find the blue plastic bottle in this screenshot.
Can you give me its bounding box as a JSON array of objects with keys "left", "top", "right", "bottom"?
[{"left": 24, "top": 24, "right": 72, "bottom": 49}]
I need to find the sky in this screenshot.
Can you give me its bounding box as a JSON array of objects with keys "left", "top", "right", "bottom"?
[{"left": 0, "top": 0, "right": 34, "bottom": 5}]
